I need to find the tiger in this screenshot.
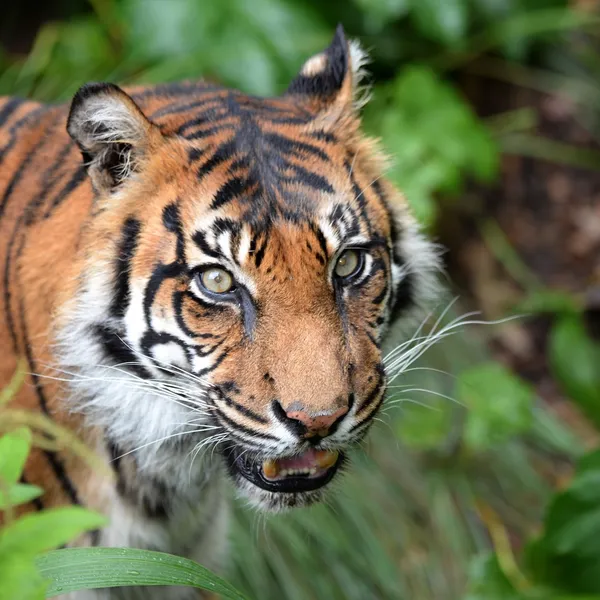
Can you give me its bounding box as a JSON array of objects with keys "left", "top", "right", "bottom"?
[{"left": 0, "top": 25, "right": 440, "bottom": 599}]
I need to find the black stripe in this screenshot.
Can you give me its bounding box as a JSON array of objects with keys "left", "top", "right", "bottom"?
[
  {"left": 356, "top": 365, "right": 386, "bottom": 417},
  {"left": 197, "top": 140, "right": 236, "bottom": 181},
  {"left": 22, "top": 143, "right": 74, "bottom": 226},
  {"left": 132, "top": 81, "right": 222, "bottom": 102},
  {"left": 345, "top": 159, "right": 373, "bottom": 236},
  {"left": 196, "top": 347, "right": 229, "bottom": 378},
  {"left": 0, "top": 106, "right": 55, "bottom": 175},
  {"left": 390, "top": 272, "right": 414, "bottom": 322},
  {"left": 214, "top": 407, "right": 278, "bottom": 441},
  {"left": 0, "top": 97, "right": 24, "bottom": 127},
  {"left": 162, "top": 203, "right": 180, "bottom": 233},
  {"left": 192, "top": 230, "right": 221, "bottom": 259},
  {"left": 188, "top": 147, "right": 205, "bottom": 163},
  {"left": 309, "top": 130, "right": 337, "bottom": 143},
  {"left": 93, "top": 324, "right": 152, "bottom": 378},
  {"left": 280, "top": 160, "right": 334, "bottom": 194},
  {"left": 193, "top": 336, "right": 226, "bottom": 358},
  {"left": 42, "top": 165, "right": 87, "bottom": 219},
  {"left": 0, "top": 105, "right": 48, "bottom": 165},
  {"left": 111, "top": 218, "right": 141, "bottom": 319},
  {"left": 186, "top": 124, "right": 236, "bottom": 141},
  {"left": 152, "top": 96, "right": 224, "bottom": 120},
  {"left": 218, "top": 392, "right": 268, "bottom": 425},
  {"left": 143, "top": 262, "right": 185, "bottom": 328},
  {"left": 372, "top": 283, "right": 389, "bottom": 307},
  {"left": 264, "top": 132, "right": 330, "bottom": 162},
  {"left": 18, "top": 296, "right": 82, "bottom": 505},
  {"left": 162, "top": 202, "right": 186, "bottom": 264},
  {"left": 313, "top": 225, "right": 329, "bottom": 259},
  {"left": 254, "top": 234, "right": 269, "bottom": 269},
  {"left": 3, "top": 218, "right": 24, "bottom": 351},
  {"left": 0, "top": 148, "right": 37, "bottom": 219},
  {"left": 210, "top": 176, "right": 248, "bottom": 210}
]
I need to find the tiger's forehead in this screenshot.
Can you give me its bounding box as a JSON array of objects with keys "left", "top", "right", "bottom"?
[
  {"left": 167, "top": 106, "right": 351, "bottom": 222},
  {"left": 143, "top": 86, "right": 393, "bottom": 269}
]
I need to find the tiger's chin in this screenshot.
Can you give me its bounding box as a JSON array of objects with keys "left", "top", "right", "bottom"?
[{"left": 223, "top": 444, "right": 346, "bottom": 512}]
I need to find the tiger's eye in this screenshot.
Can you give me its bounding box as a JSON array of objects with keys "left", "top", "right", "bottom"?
[
  {"left": 200, "top": 268, "right": 234, "bottom": 294},
  {"left": 334, "top": 250, "right": 360, "bottom": 278}
]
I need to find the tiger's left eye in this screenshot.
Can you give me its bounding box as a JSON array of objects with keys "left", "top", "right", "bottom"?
[
  {"left": 334, "top": 249, "right": 362, "bottom": 279},
  {"left": 199, "top": 268, "right": 235, "bottom": 294}
]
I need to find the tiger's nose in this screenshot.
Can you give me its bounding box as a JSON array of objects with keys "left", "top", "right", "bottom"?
[{"left": 273, "top": 400, "right": 350, "bottom": 440}]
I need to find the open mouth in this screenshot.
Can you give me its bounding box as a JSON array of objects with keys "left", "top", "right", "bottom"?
[{"left": 224, "top": 446, "right": 343, "bottom": 493}]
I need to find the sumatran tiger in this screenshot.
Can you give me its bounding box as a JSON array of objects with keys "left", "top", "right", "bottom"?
[{"left": 0, "top": 25, "right": 440, "bottom": 599}]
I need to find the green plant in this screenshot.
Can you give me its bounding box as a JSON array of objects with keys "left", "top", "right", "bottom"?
[
  {"left": 465, "top": 448, "right": 600, "bottom": 599},
  {"left": 0, "top": 428, "right": 105, "bottom": 600},
  {"left": 0, "top": 365, "right": 250, "bottom": 599}
]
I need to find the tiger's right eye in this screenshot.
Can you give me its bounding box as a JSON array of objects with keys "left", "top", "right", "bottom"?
[
  {"left": 199, "top": 268, "right": 235, "bottom": 295},
  {"left": 334, "top": 249, "right": 363, "bottom": 280}
]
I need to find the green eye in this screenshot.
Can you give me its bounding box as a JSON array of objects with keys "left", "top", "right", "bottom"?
[
  {"left": 334, "top": 249, "right": 362, "bottom": 279},
  {"left": 199, "top": 267, "right": 235, "bottom": 294}
]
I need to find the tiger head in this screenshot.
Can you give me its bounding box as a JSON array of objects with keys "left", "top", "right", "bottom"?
[{"left": 58, "top": 25, "right": 440, "bottom": 511}]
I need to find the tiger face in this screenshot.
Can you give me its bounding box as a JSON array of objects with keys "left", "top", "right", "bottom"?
[{"left": 58, "top": 26, "right": 439, "bottom": 511}]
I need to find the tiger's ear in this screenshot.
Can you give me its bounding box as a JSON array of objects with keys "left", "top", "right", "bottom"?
[
  {"left": 67, "top": 82, "right": 159, "bottom": 194},
  {"left": 285, "top": 24, "right": 368, "bottom": 116}
]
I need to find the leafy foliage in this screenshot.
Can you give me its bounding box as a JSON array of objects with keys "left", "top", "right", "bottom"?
[
  {"left": 0, "top": 370, "right": 242, "bottom": 599},
  {"left": 363, "top": 66, "right": 498, "bottom": 225},
  {"left": 464, "top": 450, "right": 600, "bottom": 600},
  {"left": 0, "top": 429, "right": 105, "bottom": 600},
  {"left": 458, "top": 362, "right": 533, "bottom": 451},
  {"left": 549, "top": 314, "right": 600, "bottom": 430}
]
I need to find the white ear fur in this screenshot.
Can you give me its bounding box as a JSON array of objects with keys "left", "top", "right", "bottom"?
[
  {"left": 348, "top": 39, "right": 371, "bottom": 111},
  {"left": 67, "top": 83, "right": 154, "bottom": 191}
]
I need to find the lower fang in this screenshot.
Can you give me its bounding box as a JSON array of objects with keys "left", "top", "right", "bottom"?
[
  {"left": 315, "top": 450, "right": 339, "bottom": 469},
  {"left": 262, "top": 459, "right": 279, "bottom": 479}
]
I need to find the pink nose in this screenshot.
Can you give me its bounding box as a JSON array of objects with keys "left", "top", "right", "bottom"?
[{"left": 285, "top": 406, "right": 349, "bottom": 437}]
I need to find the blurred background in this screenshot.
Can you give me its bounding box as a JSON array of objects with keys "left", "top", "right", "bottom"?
[{"left": 2, "top": 1, "right": 600, "bottom": 598}]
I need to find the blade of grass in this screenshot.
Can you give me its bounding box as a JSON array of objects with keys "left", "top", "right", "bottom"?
[{"left": 36, "top": 547, "right": 250, "bottom": 600}]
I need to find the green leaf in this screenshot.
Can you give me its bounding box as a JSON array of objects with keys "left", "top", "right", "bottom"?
[
  {"left": 0, "top": 428, "right": 32, "bottom": 485},
  {"left": 410, "top": 0, "right": 469, "bottom": 47},
  {"left": 36, "top": 547, "right": 250, "bottom": 600},
  {"left": 549, "top": 314, "right": 600, "bottom": 429},
  {"left": 527, "top": 450, "right": 600, "bottom": 595},
  {"left": 464, "top": 553, "right": 522, "bottom": 600},
  {"left": 0, "top": 557, "right": 48, "bottom": 600},
  {"left": 458, "top": 363, "right": 533, "bottom": 450},
  {"left": 395, "top": 397, "right": 453, "bottom": 449},
  {"left": 0, "top": 483, "right": 43, "bottom": 510},
  {"left": 363, "top": 67, "right": 499, "bottom": 228},
  {"left": 512, "top": 290, "right": 581, "bottom": 316},
  {"left": 123, "top": 0, "right": 329, "bottom": 95},
  {"left": 352, "top": 0, "right": 409, "bottom": 31},
  {"left": 0, "top": 507, "right": 106, "bottom": 556}
]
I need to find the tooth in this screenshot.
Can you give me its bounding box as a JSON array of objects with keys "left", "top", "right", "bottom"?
[
  {"left": 263, "top": 459, "right": 279, "bottom": 479},
  {"left": 315, "top": 450, "right": 339, "bottom": 469},
  {"left": 309, "top": 468, "right": 317, "bottom": 476},
  {"left": 280, "top": 469, "right": 288, "bottom": 477}
]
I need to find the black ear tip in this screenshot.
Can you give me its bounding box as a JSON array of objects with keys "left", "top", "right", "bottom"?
[
  {"left": 328, "top": 23, "right": 347, "bottom": 54},
  {"left": 334, "top": 23, "right": 346, "bottom": 42},
  {"left": 69, "top": 82, "right": 123, "bottom": 112},
  {"left": 326, "top": 23, "right": 348, "bottom": 70}
]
